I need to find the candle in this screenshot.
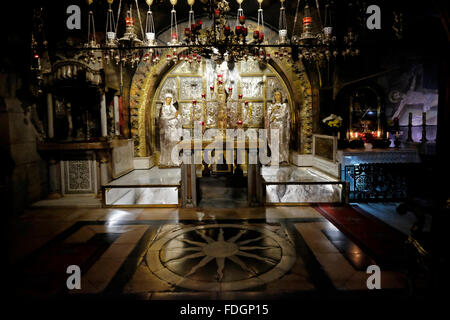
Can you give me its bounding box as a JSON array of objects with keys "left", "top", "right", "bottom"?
[
  {"left": 386, "top": 132, "right": 390, "bottom": 139},
  {"left": 125, "top": 17, "right": 134, "bottom": 26},
  {"left": 422, "top": 112, "right": 426, "bottom": 126},
  {"left": 409, "top": 112, "right": 413, "bottom": 126},
  {"left": 346, "top": 131, "right": 350, "bottom": 140},
  {"left": 377, "top": 130, "right": 381, "bottom": 138},
  {"left": 259, "top": 32, "right": 264, "bottom": 42}
]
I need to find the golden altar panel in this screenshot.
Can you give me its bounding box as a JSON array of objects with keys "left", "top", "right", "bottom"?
[{"left": 150, "top": 60, "right": 292, "bottom": 154}]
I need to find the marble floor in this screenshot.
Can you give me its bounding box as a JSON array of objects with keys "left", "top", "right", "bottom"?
[{"left": 7, "top": 205, "right": 409, "bottom": 300}]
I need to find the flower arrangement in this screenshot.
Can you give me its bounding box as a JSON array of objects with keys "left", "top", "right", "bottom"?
[{"left": 322, "top": 114, "right": 343, "bottom": 129}]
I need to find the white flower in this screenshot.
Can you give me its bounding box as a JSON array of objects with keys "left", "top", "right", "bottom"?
[{"left": 322, "top": 114, "right": 337, "bottom": 123}]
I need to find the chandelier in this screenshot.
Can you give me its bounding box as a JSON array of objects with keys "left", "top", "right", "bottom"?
[{"left": 79, "top": 0, "right": 359, "bottom": 66}]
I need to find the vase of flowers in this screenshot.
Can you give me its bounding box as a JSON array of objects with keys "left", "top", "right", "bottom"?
[{"left": 322, "top": 114, "right": 343, "bottom": 137}]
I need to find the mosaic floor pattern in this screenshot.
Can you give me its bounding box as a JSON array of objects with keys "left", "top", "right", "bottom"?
[{"left": 7, "top": 206, "right": 407, "bottom": 300}]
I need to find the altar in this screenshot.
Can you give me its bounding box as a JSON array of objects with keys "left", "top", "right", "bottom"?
[{"left": 178, "top": 137, "right": 266, "bottom": 207}]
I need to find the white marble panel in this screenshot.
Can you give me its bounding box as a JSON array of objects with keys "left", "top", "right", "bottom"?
[
  {"left": 266, "top": 184, "right": 342, "bottom": 203},
  {"left": 133, "top": 157, "right": 155, "bottom": 170},
  {"left": 261, "top": 166, "right": 338, "bottom": 183},
  {"left": 106, "top": 167, "right": 181, "bottom": 186},
  {"left": 105, "top": 187, "right": 179, "bottom": 205},
  {"left": 112, "top": 139, "right": 134, "bottom": 178}
]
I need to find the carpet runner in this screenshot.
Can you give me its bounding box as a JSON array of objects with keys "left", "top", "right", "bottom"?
[{"left": 314, "top": 204, "right": 408, "bottom": 268}]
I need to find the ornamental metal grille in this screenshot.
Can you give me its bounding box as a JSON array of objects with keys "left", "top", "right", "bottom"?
[{"left": 344, "top": 163, "right": 422, "bottom": 201}]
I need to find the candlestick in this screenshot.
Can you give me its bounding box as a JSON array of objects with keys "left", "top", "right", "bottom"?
[
  {"left": 407, "top": 112, "right": 413, "bottom": 142},
  {"left": 421, "top": 112, "right": 427, "bottom": 142}
]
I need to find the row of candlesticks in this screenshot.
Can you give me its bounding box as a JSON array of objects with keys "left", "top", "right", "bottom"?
[
  {"left": 188, "top": 98, "right": 252, "bottom": 126},
  {"left": 346, "top": 112, "right": 428, "bottom": 142},
  {"left": 347, "top": 130, "right": 386, "bottom": 140}
]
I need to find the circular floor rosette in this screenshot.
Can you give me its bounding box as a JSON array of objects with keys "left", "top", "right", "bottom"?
[{"left": 146, "top": 223, "right": 296, "bottom": 291}]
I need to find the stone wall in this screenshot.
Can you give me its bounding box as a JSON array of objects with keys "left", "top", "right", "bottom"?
[{"left": 0, "top": 73, "right": 48, "bottom": 214}]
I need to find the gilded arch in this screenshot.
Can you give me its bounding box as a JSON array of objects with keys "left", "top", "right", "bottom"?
[{"left": 129, "top": 50, "right": 313, "bottom": 157}]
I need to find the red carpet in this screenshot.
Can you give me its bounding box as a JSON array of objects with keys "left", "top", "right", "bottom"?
[{"left": 314, "top": 204, "right": 407, "bottom": 267}]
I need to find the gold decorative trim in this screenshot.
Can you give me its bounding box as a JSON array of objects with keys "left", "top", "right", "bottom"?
[{"left": 130, "top": 50, "right": 313, "bottom": 157}]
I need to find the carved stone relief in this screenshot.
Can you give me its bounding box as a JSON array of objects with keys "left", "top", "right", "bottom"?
[
  {"left": 241, "top": 77, "right": 264, "bottom": 99},
  {"left": 179, "top": 77, "right": 203, "bottom": 100}
]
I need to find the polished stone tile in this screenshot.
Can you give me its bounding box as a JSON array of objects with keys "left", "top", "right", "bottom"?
[
  {"left": 124, "top": 265, "right": 173, "bottom": 293},
  {"left": 8, "top": 204, "right": 408, "bottom": 299}
]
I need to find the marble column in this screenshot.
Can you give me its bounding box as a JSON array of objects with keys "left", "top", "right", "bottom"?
[
  {"left": 182, "top": 150, "right": 195, "bottom": 208},
  {"left": 95, "top": 157, "right": 102, "bottom": 198},
  {"left": 47, "top": 93, "right": 54, "bottom": 139},
  {"left": 99, "top": 160, "right": 110, "bottom": 200},
  {"left": 48, "top": 158, "right": 61, "bottom": 198},
  {"left": 100, "top": 93, "right": 108, "bottom": 137},
  {"left": 255, "top": 163, "right": 262, "bottom": 204},
  {"left": 113, "top": 95, "right": 120, "bottom": 136},
  {"left": 247, "top": 148, "right": 259, "bottom": 207}
]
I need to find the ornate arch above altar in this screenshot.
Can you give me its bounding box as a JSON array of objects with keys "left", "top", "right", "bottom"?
[{"left": 129, "top": 21, "right": 313, "bottom": 157}]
